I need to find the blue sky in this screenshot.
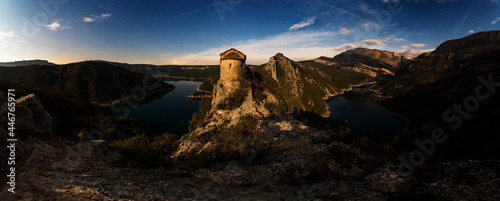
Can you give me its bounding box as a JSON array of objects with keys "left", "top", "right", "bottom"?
[{"left": 0, "top": 0, "right": 499, "bottom": 65}]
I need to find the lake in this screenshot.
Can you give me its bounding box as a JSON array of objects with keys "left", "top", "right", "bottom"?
[
  {"left": 109, "top": 80, "right": 201, "bottom": 136},
  {"left": 327, "top": 94, "right": 406, "bottom": 142},
  {"left": 110, "top": 80, "right": 405, "bottom": 141}
]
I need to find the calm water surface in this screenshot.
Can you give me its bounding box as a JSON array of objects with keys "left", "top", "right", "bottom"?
[
  {"left": 328, "top": 96, "right": 406, "bottom": 141},
  {"left": 109, "top": 80, "right": 201, "bottom": 135}
]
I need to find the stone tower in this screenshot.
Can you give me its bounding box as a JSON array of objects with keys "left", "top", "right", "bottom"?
[{"left": 220, "top": 48, "right": 246, "bottom": 82}]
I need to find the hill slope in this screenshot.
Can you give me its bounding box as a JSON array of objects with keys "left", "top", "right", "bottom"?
[
  {"left": 0, "top": 59, "right": 55, "bottom": 67},
  {"left": 432, "top": 30, "right": 500, "bottom": 54},
  {"left": 254, "top": 53, "right": 373, "bottom": 116},
  {"left": 0, "top": 61, "right": 174, "bottom": 105},
  {"left": 378, "top": 30, "right": 500, "bottom": 160},
  {"left": 315, "top": 48, "right": 410, "bottom": 78},
  {"left": 380, "top": 31, "right": 500, "bottom": 96},
  {"left": 94, "top": 60, "right": 220, "bottom": 80}
]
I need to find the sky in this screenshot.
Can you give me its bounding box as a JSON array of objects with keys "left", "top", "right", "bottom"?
[{"left": 0, "top": 0, "right": 499, "bottom": 65}]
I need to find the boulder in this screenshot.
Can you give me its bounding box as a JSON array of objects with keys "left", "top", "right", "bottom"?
[{"left": 0, "top": 93, "right": 52, "bottom": 135}]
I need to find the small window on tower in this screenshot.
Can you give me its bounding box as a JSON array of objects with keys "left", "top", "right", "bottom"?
[{"left": 229, "top": 63, "right": 232, "bottom": 69}]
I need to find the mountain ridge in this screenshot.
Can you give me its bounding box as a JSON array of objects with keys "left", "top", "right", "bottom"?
[
  {"left": 314, "top": 48, "right": 410, "bottom": 78},
  {"left": 432, "top": 30, "right": 500, "bottom": 54},
  {"left": 0, "top": 61, "right": 174, "bottom": 105},
  {"left": 0, "top": 59, "right": 55, "bottom": 67}
]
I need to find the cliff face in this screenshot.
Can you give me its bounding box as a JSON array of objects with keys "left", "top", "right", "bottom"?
[
  {"left": 404, "top": 31, "right": 500, "bottom": 72},
  {"left": 315, "top": 48, "right": 410, "bottom": 78},
  {"left": 264, "top": 53, "right": 303, "bottom": 95},
  {"left": 432, "top": 31, "right": 500, "bottom": 54}
]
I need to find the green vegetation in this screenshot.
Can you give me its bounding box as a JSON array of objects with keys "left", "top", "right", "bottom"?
[
  {"left": 109, "top": 133, "right": 178, "bottom": 166},
  {"left": 188, "top": 97, "right": 212, "bottom": 131},
  {"left": 75, "top": 116, "right": 179, "bottom": 166},
  {"left": 216, "top": 84, "right": 250, "bottom": 110},
  {"left": 188, "top": 114, "right": 269, "bottom": 167},
  {"left": 189, "top": 75, "right": 219, "bottom": 98},
  {"left": 197, "top": 75, "right": 219, "bottom": 92}
]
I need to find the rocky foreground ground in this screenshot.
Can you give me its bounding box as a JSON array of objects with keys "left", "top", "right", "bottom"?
[{"left": 1, "top": 127, "right": 499, "bottom": 200}]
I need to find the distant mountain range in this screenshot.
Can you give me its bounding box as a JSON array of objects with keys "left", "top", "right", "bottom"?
[
  {"left": 432, "top": 30, "right": 500, "bottom": 54},
  {"left": 313, "top": 48, "right": 410, "bottom": 79},
  {"left": 91, "top": 60, "right": 221, "bottom": 80},
  {"left": 0, "top": 59, "right": 55, "bottom": 67},
  {"left": 0, "top": 61, "right": 173, "bottom": 105}
]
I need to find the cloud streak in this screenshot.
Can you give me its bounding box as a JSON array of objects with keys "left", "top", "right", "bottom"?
[
  {"left": 338, "top": 27, "right": 353, "bottom": 35},
  {"left": 0, "top": 31, "right": 14, "bottom": 38},
  {"left": 289, "top": 17, "right": 317, "bottom": 31},
  {"left": 334, "top": 38, "right": 388, "bottom": 52},
  {"left": 83, "top": 13, "right": 112, "bottom": 22},
  {"left": 492, "top": 17, "right": 500, "bottom": 24},
  {"left": 392, "top": 38, "right": 406, "bottom": 42},
  {"left": 400, "top": 43, "right": 434, "bottom": 59},
  {"left": 45, "top": 22, "right": 71, "bottom": 31}
]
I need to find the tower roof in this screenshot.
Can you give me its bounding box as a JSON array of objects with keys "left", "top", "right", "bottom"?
[{"left": 220, "top": 48, "right": 246, "bottom": 61}]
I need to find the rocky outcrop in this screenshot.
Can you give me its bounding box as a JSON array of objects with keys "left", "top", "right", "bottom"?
[
  {"left": 262, "top": 53, "right": 341, "bottom": 117},
  {"left": 193, "top": 115, "right": 393, "bottom": 186},
  {"left": 264, "top": 53, "right": 303, "bottom": 95},
  {"left": 432, "top": 31, "right": 500, "bottom": 54},
  {"left": 0, "top": 93, "right": 52, "bottom": 135},
  {"left": 0, "top": 92, "right": 53, "bottom": 184}
]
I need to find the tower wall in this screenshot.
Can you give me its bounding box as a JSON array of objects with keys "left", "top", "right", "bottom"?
[{"left": 220, "top": 59, "right": 245, "bottom": 81}]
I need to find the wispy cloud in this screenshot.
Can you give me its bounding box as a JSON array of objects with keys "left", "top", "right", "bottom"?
[
  {"left": 466, "top": 30, "right": 476, "bottom": 35},
  {"left": 392, "top": 38, "right": 407, "bottom": 42},
  {"left": 400, "top": 43, "right": 434, "bottom": 59},
  {"left": 83, "top": 17, "right": 95, "bottom": 22},
  {"left": 45, "top": 22, "right": 71, "bottom": 31},
  {"left": 0, "top": 31, "right": 14, "bottom": 39},
  {"left": 335, "top": 38, "right": 388, "bottom": 52},
  {"left": 492, "top": 17, "right": 500, "bottom": 24},
  {"left": 289, "top": 17, "right": 317, "bottom": 31},
  {"left": 83, "top": 13, "right": 112, "bottom": 22},
  {"left": 362, "top": 39, "right": 386, "bottom": 46},
  {"left": 338, "top": 27, "right": 353, "bottom": 35}
]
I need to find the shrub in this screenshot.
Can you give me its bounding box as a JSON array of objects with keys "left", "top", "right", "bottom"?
[{"left": 109, "top": 132, "right": 178, "bottom": 166}]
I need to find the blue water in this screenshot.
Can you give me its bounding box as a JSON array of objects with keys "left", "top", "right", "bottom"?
[
  {"left": 328, "top": 96, "right": 405, "bottom": 141},
  {"left": 109, "top": 80, "right": 201, "bottom": 135}
]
